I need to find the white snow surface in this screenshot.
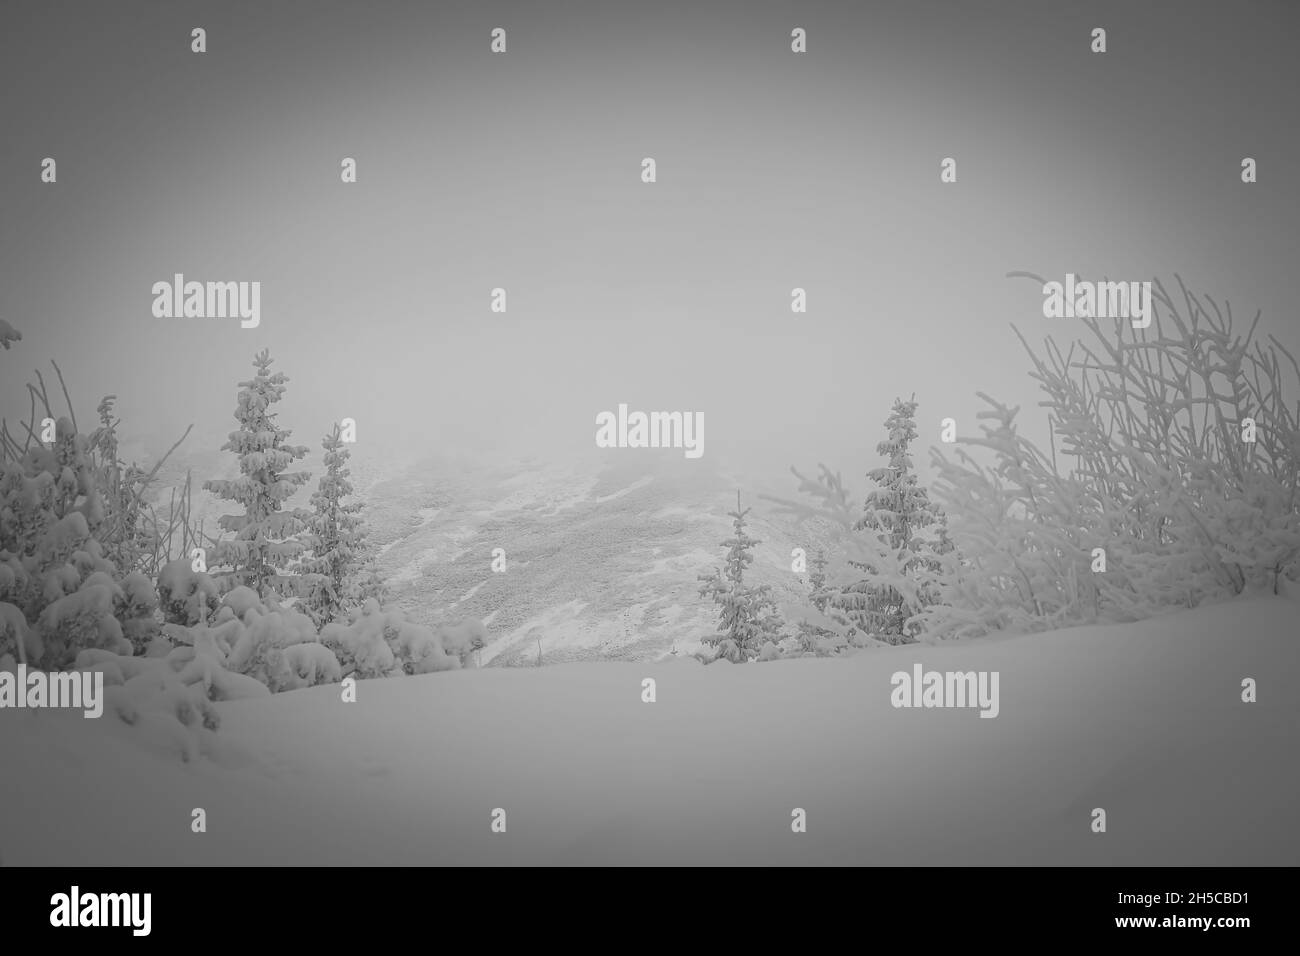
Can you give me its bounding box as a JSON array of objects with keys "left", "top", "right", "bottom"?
[{"left": 1, "top": 595, "right": 1295, "bottom": 865}]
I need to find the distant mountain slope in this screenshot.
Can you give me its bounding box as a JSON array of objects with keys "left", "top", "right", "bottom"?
[
  {"left": 364, "top": 452, "right": 825, "bottom": 664},
  {"left": 149, "top": 440, "right": 829, "bottom": 663}
]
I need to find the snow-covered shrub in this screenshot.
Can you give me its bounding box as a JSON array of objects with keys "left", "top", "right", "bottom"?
[
  {"left": 64, "top": 640, "right": 259, "bottom": 762},
  {"left": 0, "top": 600, "right": 41, "bottom": 667},
  {"left": 0, "top": 438, "right": 113, "bottom": 631},
  {"left": 390, "top": 616, "right": 459, "bottom": 674},
  {"left": 692, "top": 641, "right": 722, "bottom": 665},
  {"left": 220, "top": 585, "right": 266, "bottom": 621},
  {"left": 281, "top": 642, "right": 343, "bottom": 689},
  {"left": 924, "top": 275, "right": 1300, "bottom": 638},
  {"left": 201, "top": 588, "right": 340, "bottom": 692},
  {"left": 0, "top": 416, "right": 180, "bottom": 666},
  {"left": 157, "top": 557, "right": 221, "bottom": 626},
  {"left": 170, "top": 635, "right": 272, "bottom": 702},
  {"left": 37, "top": 580, "right": 132, "bottom": 667},
  {"left": 321, "top": 600, "right": 481, "bottom": 678},
  {"left": 319, "top": 599, "right": 398, "bottom": 678},
  {"left": 100, "top": 663, "right": 223, "bottom": 764},
  {"left": 155, "top": 582, "right": 343, "bottom": 694},
  {"left": 115, "top": 571, "right": 160, "bottom": 652},
  {"left": 434, "top": 618, "right": 489, "bottom": 667},
  {"left": 779, "top": 602, "right": 855, "bottom": 657}
]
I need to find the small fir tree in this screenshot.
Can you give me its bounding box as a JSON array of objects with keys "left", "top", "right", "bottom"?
[
  {"left": 294, "top": 422, "right": 381, "bottom": 626},
  {"left": 698, "top": 492, "right": 782, "bottom": 662}
]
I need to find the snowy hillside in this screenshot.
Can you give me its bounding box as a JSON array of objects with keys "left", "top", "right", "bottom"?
[
  {"left": 2, "top": 594, "right": 1294, "bottom": 866},
  {"left": 357, "top": 451, "right": 824, "bottom": 664}
]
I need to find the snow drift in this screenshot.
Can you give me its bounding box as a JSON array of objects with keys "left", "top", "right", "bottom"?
[{"left": 1, "top": 593, "right": 1295, "bottom": 865}]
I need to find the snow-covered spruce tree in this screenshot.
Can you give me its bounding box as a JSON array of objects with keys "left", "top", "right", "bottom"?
[
  {"left": 697, "top": 492, "right": 782, "bottom": 662},
  {"left": 294, "top": 422, "right": 383, "bottom": 626},
  {"left": 203, "top": 350, "right": 311, "bottom": 600},
  {"left": 790, "top": 547, "right": 836, "bottom": 655},
  {"left": 827, "top": 396, "right": 949, "bottom": 644},
  {"left": 808, "top": 547, "right": 829, "bottom": 609}
]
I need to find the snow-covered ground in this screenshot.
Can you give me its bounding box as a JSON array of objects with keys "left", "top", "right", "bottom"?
[{"left": 1, "top": 595, "right": 1295, "bottom": 865}]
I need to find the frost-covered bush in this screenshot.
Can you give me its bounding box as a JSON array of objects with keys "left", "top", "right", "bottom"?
[
  {"left": 157, "top": 557, "right": 221, "bottom": 626},
  {"left": 37, "top": 580, "right": 132, "bottom": 666},
  {"left": 0, "top": 414, "right": 178, "bottom": 666},
  {"left": 0, "top": 426, "right": 148, "bottom": 666},
  {"left": 392, "top": 616, "right": 460, "bottom": 674},
  {"left": 434, "top": 618, "right": 489, "bottom": 666},
  {"left": 0, "top": 426, "right": 108, "bottom": 613},
  {"left": 691, "top": 642, "right": 722, "bottom": 664},
  {"left": 175, "top": 586, "right": 342, "bottom": 693},
  {"left": 320, "top": 599, "right": 483, "bottom": 678},
  {"left": 777, "top": 602, "right": 857, "bottom": 657},
  {"left": 281, "top": 642, "right": 343, "bottom": 688},
  {"left": 0, "top": 600, "right": 41, "bottom": 667},
  {"left": 116, "top": 570, "right": 161, "bottom": 652},
  {"left": 220, "top": 584, "right": 268, "bottom": 622},
  {"left": 162, "top": 591, "right": 341, "bottom": 695},
  {"left": 319, "top": 599, "right": 399, "bottom": 678},
  {"left": 71, "top": 644, "right": 237, "bottom": 763},
  {"left": 924, "top": 275, "right": 1300, "bottom": 639}
]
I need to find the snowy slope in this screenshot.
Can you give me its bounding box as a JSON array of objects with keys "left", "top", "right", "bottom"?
[
  {"left": 1, "top": 595, "right": 1295, "bottom": 865},
  {"left": 359, "top": 451, "right": 821, "bottom": 664}
]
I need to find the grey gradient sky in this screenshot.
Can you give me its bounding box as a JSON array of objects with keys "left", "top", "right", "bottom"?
[{"left": 2, "top": 0, "right": 1297, "bottom": 485}]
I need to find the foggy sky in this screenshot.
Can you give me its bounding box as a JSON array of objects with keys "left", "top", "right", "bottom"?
[{"left": 2, "top": 0, "right": 1297, "bottom": 485}]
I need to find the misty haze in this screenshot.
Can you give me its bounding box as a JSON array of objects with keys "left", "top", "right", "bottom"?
[{"left": 1, "top": 0, "right": 1297, "bottom": 873}]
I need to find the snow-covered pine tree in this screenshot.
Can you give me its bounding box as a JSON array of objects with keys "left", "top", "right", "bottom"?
[
  {"left": 697, "top": 491, "right": 782, "bottom": 662},
  {"left": 350, "top": 559, "right": 387, "bottom": 609},
  {"left": 294, "top": 422, "right": 383, "bottom": 626},
  {"left": 831, "top": 396, "right": 949, "bottom": 643},
  {"left": 203, "top": 350, "right": 311, "bottom": 600},
  {"left": 808, "top": 547, "right": 829, "bottom": 611},
  {"left": 790, "top": 546, "right": 838, "bottom": 655}
]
